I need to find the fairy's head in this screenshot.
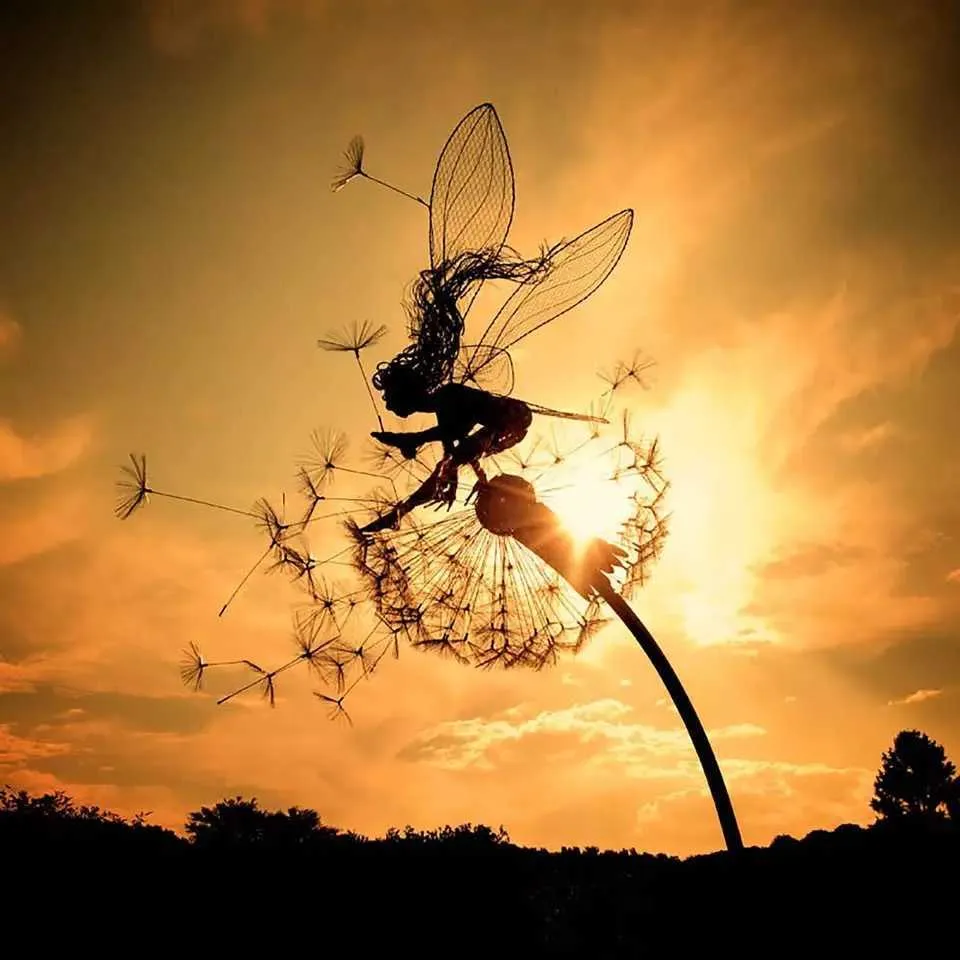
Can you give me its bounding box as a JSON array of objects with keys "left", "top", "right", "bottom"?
[{"left": 372, "top": 360, "right": 431, "bottom": 418}]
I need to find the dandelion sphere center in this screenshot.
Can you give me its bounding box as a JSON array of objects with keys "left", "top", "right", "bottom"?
[{"left": 475, "top": 474, "right": 539, "bottom": 535}]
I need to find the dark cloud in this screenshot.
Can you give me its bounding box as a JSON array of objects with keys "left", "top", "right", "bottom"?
[
  {"left": 0, "top": 682, "right": 294, "bottom": 823},
  {"left": 816, "top": 630, "right": 960, "bottom": 707},
  {"left": 0, "top": 618, "right": 35, "bottom": 665}
]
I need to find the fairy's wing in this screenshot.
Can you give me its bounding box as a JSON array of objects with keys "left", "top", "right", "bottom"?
[
  {"left": 429, "top": 103, "right": 515, "bottom": 277},
  {"left": 460, "top": 209, "right": 634, "bottom": 387},
  {"left": 453, "top": 344, "right": 515, "bottom": 394}
]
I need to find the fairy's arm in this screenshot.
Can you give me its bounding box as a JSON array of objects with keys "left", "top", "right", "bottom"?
[{"left": 372, "top": 426, "right": 455, "bottom": 458}]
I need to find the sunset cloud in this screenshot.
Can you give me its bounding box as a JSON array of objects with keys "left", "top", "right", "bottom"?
[
  {"left": 887, "top": 688, "right": 942, "bottom": 707},
  {"left": 0, "top": 486, "right": 93, "bottom": 567},
  {"left": 838, "top": 422, "right": 899, "bottom": 454},
  {"left": 0, "top": 722, "right": 70, "bottom": 766},
  {"left": 0, "top": 416, "right": 93, "bottom": 482},
  {"left": 404, "top": 699, "right": 766, "bottom": 774}
]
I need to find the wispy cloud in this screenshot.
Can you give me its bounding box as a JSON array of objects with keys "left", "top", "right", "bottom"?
[
  {"left": 887, "top": 688, "right": 942, "bottom": 707},
  {"left": 0, "top": 487, "right": 92, "bottom": 566},
  {"left": 404, "top": 699, "right": 766, "bottom": 773},
  {"left": 838, "top": 422, "right": 899, "bottom": 454},
  {"left": 0, "top": 416, "right": 93, "bottom": 482},
  {"left": 0, "top": 664, "right": 37, "bottom": 696},
  {"left": 0, "top": 723, "right": 70, "bottom": 765}
]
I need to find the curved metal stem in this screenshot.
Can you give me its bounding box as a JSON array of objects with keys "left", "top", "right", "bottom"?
[{"left": 595, "top": 581, "right": 744, "bottom": 853}]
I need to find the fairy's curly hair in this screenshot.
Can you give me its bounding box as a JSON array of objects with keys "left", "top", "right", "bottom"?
[{"left": 372, "top": 247, "right": 551, "bottom": 397}]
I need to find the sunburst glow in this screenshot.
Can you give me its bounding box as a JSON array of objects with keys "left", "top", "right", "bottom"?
[{"left": 543, "top": 459, "right": 643, "bottom": 550}]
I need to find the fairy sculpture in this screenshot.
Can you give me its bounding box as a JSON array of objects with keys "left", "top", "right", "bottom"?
[{"left": 328, "top": 103, "right": 634, "bottom": 532}]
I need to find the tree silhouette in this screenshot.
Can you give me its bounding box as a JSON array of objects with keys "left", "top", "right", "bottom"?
[
  {"left": 947, "top": 777, "right": 960, "bottom": 823},
  {"left": 185, "top": 796, "right": 342, "bottom": 850},
  {"left": 871, "top": 729, "right": 957, "bottom": 823}
]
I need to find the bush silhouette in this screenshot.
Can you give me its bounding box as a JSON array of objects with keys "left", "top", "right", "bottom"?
[
  {"left": 185, "top": 795, "right": 344, "bottom": 851},
  {"left": 3, "top": 783, "right": 959, "bottom": 951}
]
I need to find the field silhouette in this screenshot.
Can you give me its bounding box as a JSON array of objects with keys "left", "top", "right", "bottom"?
[{"left": 4, "top": 729, "right": 957, "bottom": 954}]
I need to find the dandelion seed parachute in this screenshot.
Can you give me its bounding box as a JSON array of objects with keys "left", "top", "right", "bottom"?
[
  {"left": 317, "top": 320, "right": 388, "bottom": 355},
  {"left": 331, "top": 136, "right": 365, "bottom": 192}
]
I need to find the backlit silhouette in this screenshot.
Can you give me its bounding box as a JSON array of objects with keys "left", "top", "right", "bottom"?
[
  {"left": 326, "top": 103, "right": 633, "bottom": 532},
  {"left": 116, "top": 102, "right": 744, "bottom": 851}
]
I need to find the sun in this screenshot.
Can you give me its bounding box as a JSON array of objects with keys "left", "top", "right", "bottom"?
[{"left": 542, "top": 458, "right": 641, "bottom": 550}]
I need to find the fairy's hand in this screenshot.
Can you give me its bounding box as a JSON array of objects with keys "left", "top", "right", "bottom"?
[
  {"left": 433, "top": 459, "right": 459, "bottom": 508},
  {"left": 371, "top": 431, "right": 418, "bottom": 460}
]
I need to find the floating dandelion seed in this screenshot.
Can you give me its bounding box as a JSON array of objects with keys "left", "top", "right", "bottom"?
[
  {"left": 217, "top": 496, "right": 296, "bottom": 618},
  {"left": 303, "top": 430, "right": 349, "bottom": 488},
  {"left": 291, "top": 607, "right": 333, "bottom": 676},
  {"left": 179, "top": 641, "right": 207, "bottom": 692},
  {"left": 315, "top": 692, "right": 353, "bottom": 726},
  {"left": 600, "top": 352, "right": 656, "bottom": 395},
  {"left": 318, "top": 321, "right": 389, "bottom": 430},
  {"left": 299, "top": 431, "right": 402, "bottom": 516},
  {"left": 182, "top": 598, "right": 377, "bottom": 710},
  {"left": 296, "top": 467, "right": 325, "bottom": 527},
  {"left": 330, "top": 135, "right": 365, "bottom": 192},
  {"left": 114, "top": 454, "right": 258, "bottom": 522},
  {"left": 330, "top": 133, "right": 428, "bottom": 207},
  {"left": 179, "top": 643, "right": 273, "bottom": 695},
  {"left": 317, "top": 319, "right": 388, "bottom": 355},
  {"left": 115, "top": 453, "right": 150, "bottom": 519}
]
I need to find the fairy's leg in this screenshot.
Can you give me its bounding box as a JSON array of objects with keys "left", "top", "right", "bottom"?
[
  {"left": 453, "top": 403, "right": 534, "bottom": 466},
  {"left": 360, "top": 457, "right": 454, "bottom": 533}
]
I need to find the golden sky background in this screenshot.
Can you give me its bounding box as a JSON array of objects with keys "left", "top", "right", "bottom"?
[{"left": 2, "top": 0, "right": 959, "bottom": 856}]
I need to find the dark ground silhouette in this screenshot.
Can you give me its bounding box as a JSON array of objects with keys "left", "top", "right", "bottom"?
[{"left": 3, "top": 780, "right": 957, "bottom": 953}]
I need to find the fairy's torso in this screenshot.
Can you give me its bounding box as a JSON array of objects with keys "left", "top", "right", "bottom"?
[{"left": 432, "top": 382, "right": 526, "bottom": 435}]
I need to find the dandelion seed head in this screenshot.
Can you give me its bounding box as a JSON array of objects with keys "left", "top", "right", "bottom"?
[
  {"left": 303, "top": 429, "right": 349, "bottom": 488},
  {"left": 179, "top": 641, "right": 206, "bottom": 692},
  {"left": 350, "top": 386, "right": 668, "bottom": 671},
  {"left": 317, "top": 319, "right": 388, "bottom": 355},
  {"left": 115, "top": 453, "right": 150, "bottom": 520},
  {"left": 331, "top": 135, "right": 365, "bottom": 192},
  {"left": 253, "top": 498, "right": 292, "bottom": 550},
  {"left": 315, "top": 691, "right": 353, "bottom": 725}
]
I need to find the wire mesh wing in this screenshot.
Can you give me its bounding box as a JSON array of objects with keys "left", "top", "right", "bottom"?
[
  {"left": 429, "top": 103, "right": 515, "bottom": 272},
  {"left": 460, "top": 209, "right": 634, "bottom": 387},
  {"left": 453, "top": 344, "right": 516, "bottom": 393}
]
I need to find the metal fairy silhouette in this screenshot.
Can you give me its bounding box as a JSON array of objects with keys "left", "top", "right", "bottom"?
[{"left": 327, "top": 103, "right": 634, "bottom": 533}]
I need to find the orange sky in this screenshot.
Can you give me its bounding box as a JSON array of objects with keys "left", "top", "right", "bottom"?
[{"left": 2, "top": 0, "right": 960, "bottom": 856}]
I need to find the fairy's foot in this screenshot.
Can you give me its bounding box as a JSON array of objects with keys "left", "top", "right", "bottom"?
[{"left": 360, "top": 510, "right": 401, "bottom": 535}]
